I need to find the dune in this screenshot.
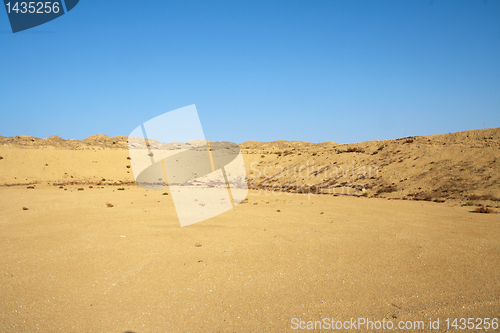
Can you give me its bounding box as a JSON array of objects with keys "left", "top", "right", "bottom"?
[{"left": 0, "top": 128, "right": 499, "bottom": 332}]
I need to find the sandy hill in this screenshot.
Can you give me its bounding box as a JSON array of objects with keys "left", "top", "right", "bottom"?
[{"left": 0, "top": 128, "right": 499, "bottom": 206}]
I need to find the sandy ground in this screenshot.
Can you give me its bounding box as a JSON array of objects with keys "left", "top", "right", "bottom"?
[{"left": 0, "top": 186, "right": 499, "bottom": 332}]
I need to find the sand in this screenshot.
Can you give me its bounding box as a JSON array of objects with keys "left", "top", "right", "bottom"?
[{"left": 0, "top": 129, "right": 499, "bottom": 332}]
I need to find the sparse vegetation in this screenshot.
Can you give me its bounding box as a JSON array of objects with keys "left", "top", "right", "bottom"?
[
  {"left": 27, "top": 186, "right": 34, "bottom": 189},
  {"left": 77, "top": 188, "right": 84, "bottom": 191},
  {"left": 117, "top": 188, "right": 125, "bottom": 191},
  {"left": 195, "top": 243, "right": 202, "bottom": 247},
  {"left": 468, "top": 194, "right": 500, "bottom": 202},
  {"left": 376, "top": 186, "right": 397, "bottom": 194},
  {"left": 474, "top": 207, "right": 493, "bottom": 214},
  {"left": 338, "top": 147, "right": 365, "bottom": 154},
  {"left": 463, "top": 202, "right": 475, "bottom": 206},
  {"left": 106, "top": 203, "right": 114, "bottom": 207}
]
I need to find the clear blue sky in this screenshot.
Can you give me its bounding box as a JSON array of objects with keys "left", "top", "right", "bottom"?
[{"left": 1, "top": 0, "right": 499, "bottom": 143}]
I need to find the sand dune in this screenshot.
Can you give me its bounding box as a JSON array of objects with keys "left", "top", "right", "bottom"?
[{"left": 0, "top": 129, "right": 499, "bottom": 332}]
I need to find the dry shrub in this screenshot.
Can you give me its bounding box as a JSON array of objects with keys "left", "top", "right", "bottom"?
[
  {"left": 474, "top": 207, "right": 493, "bottom": 214},
  {"left": 339, "top": 147, "right": 365, "bottom": 154},
  {"left": 468, "top": 194, "right": 500, "bottom": 202},
  {"left": 376, "top": 186, "right": 397, "bottom": 194},
  {"left": 106, "top": 203, "right": 114, "bottom": 208}
]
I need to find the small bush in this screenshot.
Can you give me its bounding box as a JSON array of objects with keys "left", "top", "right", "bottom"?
[
  {"left": 339, "top": 147, "right": 365, "bottom": 154},
  {"left": 474, "top": 207, "right": 493, "bottom": 214},
  {"left": 78, "top": 188, "right": 84, "bottom": 191},
  {"left": 376, "top": 186, "right": 397, "bottom": 194},
  {"left": 106, "top": 203, "right": 114, "bottom": 207},
  {"left": 102, "top": 178, "right": 106, "bottom": 181},
  {"left": 162, "top": 192, "right": 169, "bottom": 195},
  {"left": 22, "top": 207, "right": 28, "bottom": 210},
  {"left": 464, "top": 202, "right": 475, "bottom": 206},
  {"left": 117, "top": 188, "right": 125, "bottom": 191},
  {"left": 27, "top": 186, "right": 34, "bottom": 189},
  {"left": 195, "top": 243, "right": 202, "bottom": 247}
]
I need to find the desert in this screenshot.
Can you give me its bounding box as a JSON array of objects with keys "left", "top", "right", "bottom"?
[{"left": 0, "top": 128, "right": 499, "bottom": 332}]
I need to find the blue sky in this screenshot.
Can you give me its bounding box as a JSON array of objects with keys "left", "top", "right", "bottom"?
[{"left": 1, "top": 0, "right": 499, "bottom": 143}]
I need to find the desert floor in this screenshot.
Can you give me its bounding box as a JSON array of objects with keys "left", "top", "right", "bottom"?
[{"left": 0, "top": 185, "right": 499, "bottom": 332}]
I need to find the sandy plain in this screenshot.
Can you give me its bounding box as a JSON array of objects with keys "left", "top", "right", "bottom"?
[{"left": 0, "top": 129, "right": 499, "bottom": 332}]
